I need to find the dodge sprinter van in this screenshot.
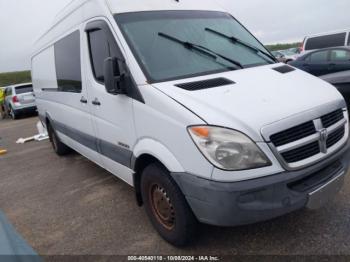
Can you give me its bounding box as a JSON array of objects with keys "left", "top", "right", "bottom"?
[{"left": 32, "top": 0, "right": 350, "bottom": 246}]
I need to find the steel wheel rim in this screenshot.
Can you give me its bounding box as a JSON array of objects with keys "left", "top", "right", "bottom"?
[{"left": 149, "top": 183, "right": 175, "bottom": 230}]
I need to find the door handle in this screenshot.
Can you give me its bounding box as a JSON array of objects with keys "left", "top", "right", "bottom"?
[
  {"left": 92, "top": 98, "right": 101, "bottom": 106},
  {"left": 80, "top": 97, "right": 88, "bottom": 104}
]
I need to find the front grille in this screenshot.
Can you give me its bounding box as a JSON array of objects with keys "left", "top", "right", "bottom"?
[
  {"left": 268, "top": 108, "right": 347, "bottom": 167},
  {"left": 281, "top": 141, "right": 320, "bottom": 163},
  {"left": 270, "top": 121, "right": 316, "bottom": 147},
  {"left": 321, "top": 109, "right": 344, "bottom": 128},
  {"left": 327, "top": 126, "right": 345, "bottom": 148}
]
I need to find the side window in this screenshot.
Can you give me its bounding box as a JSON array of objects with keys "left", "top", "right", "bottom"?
[
  {"left": 330, "top": 49, "right": 350, "bottom": 62},
  {"left": 54, "top": 31, "right": 82, "bottom": 93},
  {"left": 88, "top": 30, "right": 111, "bottom": 82},
  {"left": 309, "top": 50, "right": 328, "bottom": 63},
  {"left": 305, "top": 33, "right": 346, "bottom": 50},
  {"left": 348, "top": 34, "right": 350, "bottom": 46},
  {"left": 6, "top": 88, "right": 12, "bottom": 96},
  {"left": 87, "top": 26, "right": 121, "bottom": 83}
]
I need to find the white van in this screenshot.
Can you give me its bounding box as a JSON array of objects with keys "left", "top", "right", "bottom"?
[
  {"left": 302, "top": 29, "right": 350, "bottom": 53},
  {"left": 32, "top": 0, "right": 350, "bottom": 246}
]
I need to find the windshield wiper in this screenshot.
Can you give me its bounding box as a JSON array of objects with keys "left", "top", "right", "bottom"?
[
  {"left": 205, "top": 28, "right": 277, "bottom": 63},
  {"left": 158, "top": 32, "right": 243, "bottom": 69}
]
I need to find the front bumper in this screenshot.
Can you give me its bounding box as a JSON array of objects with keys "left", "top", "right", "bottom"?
[{"left": 172, "top": 142, "right": 350, "bottom": 227}]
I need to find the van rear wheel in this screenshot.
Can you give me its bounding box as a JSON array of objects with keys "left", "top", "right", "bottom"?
[
  {"left": 141, "top": 163, "right": 197, "bottom": 246},
  {"left": 48, "top": 123, "right": 71, "bottom": 156}
]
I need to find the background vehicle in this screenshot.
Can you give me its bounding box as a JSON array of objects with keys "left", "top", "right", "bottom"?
[
  {"left": 4, "top": 83, "right": 36, "bottom": 120},
  {"left": 272, "top": 50, "right": 298, "bottom": 63},
  {"left": 288, "top": 47, "right": 302, "bottom": 55},
  {"left": 289, "top": 47, "right": 350, "bottom": 76},
  {"left": 321, "top": 70, "right": 350, "bottom": 108},
  {"left": 301, "top": 29, "right": 350, "bottom": 53}
]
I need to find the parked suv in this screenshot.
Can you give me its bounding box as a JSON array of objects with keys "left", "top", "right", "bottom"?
[{"left": 4, "top": 83, "right": 36, "bottom": 119}]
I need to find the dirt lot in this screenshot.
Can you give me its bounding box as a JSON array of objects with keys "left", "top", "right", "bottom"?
[{"left": 1, "top": 116, "right": 350, "bottom": 256}]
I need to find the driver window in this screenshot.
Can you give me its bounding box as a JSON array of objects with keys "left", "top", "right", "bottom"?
[{"left": 87, "top": 26, "right": 120, "bottom": 83}]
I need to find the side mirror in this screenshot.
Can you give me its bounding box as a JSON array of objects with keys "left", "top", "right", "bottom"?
[{"left": 104, "top": 57, "right": 126, "bottom": 95}]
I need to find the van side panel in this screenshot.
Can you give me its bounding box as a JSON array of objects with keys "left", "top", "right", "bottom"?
[
  {"left": 32, "top": 46, "right": 58, "bottom": 119},
  {"left": 32, "top": 25, "right": 103, "bottom": 167}
]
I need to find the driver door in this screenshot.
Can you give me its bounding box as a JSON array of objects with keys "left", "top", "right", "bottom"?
[{"left": 83, "top": 19, "right": 137, "bottom": 185}]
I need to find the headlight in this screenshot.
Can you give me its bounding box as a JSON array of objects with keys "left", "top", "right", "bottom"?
[{"left": 188, "top": 126, "right": 271, "bottom": 171}]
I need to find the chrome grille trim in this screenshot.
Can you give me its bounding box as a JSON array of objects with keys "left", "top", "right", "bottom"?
[
  {"left": 276, "top": 133, "right": 320, "bottom": 153},
  {"left": 262, "top": 106, "right": 349, "bottom": 171}
]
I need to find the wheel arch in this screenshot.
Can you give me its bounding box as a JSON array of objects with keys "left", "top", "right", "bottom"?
[{"left": 131, "top": 138, "right": 185, "bottom": 206}]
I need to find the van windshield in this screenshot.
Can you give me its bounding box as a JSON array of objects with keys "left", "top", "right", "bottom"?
[{"left": 115, "top": 11, "right": 275, "bottom": 83}]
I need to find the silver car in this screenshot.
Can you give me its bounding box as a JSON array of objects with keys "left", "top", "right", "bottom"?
[{"left": 4, "top": 83, "right": 36, "bottom": 119}]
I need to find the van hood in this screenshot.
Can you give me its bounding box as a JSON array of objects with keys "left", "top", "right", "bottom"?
[{"left": 151, "top": 64, "right": 345, "bottom": 141}]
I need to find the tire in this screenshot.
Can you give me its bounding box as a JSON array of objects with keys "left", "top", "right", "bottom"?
[
  {"left": 9, "top": 106, "right": 18, "bottom": 120},
  {"left": 47, "top": 123, "right": 71, "bottom": 156},
  {"left": 141, "top": 163, "right": 197, "bottom": 246}
]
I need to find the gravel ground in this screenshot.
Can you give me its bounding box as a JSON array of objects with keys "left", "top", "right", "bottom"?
[{"left": 0, "top": 116, "right": 350, "bottom": 256}]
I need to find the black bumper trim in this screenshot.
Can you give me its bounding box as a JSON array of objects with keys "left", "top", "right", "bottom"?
[{"left": 172, "top": 142, "right": 350, "bottom": 227}]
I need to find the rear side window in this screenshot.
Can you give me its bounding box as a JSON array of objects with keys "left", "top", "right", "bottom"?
[
  {"left": 5, "top": 88, "right": 12, "bottom": 96},
  {"left": 54, "top": 31, "right": 82, "bottom": 93},
  {"left": 305, "top": 33, "right": 346, "bottom": 50},
  {"left": 15, "top": 85, "right": 33, "bottom": 94},
  {"left": 330, "top": 49, "right": 350, "bottom": 62},
  {"left": 308, "top": 50, "right": 328, "bottom": 62}
]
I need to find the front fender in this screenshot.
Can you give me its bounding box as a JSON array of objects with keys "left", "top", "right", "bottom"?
[{"left": 132, "top": 138, "right": 185, "bottom": 173}]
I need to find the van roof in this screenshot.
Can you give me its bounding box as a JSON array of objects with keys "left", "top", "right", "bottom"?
[
  {"left": 54, "top": 0, "right": 224, "bottom": 24},
  {"left": 306, "top": 29, "right": 350, "bottom": 39},
  {"left": 34, "top": 0, "right": 226, "bottom": 56},
  {"left": 106, "top": 0, "right": 224, "bottom": 13}
]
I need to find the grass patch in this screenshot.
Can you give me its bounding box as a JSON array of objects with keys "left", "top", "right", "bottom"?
[
  {"left": 0, "top": 71, "right": 32, "bottom": 87},
  {"left": 265, "top": 42, "right": 302, "bottom": 52}
]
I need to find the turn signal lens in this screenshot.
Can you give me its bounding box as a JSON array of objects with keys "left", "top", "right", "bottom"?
[{"left": 190, "top": 126, "right": 209, "bottom": 138}]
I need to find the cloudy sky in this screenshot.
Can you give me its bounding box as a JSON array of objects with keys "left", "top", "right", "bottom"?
[{"left": 0, "top": 0, "right": 349, "bottom": 73}]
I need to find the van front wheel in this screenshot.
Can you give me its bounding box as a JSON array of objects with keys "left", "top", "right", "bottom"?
[
  {"left": 141, "top": 163, "right": 197, "bottom": 247},
  {"left": 48, "top": 123, "right": 71, "bottom": 156}
]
